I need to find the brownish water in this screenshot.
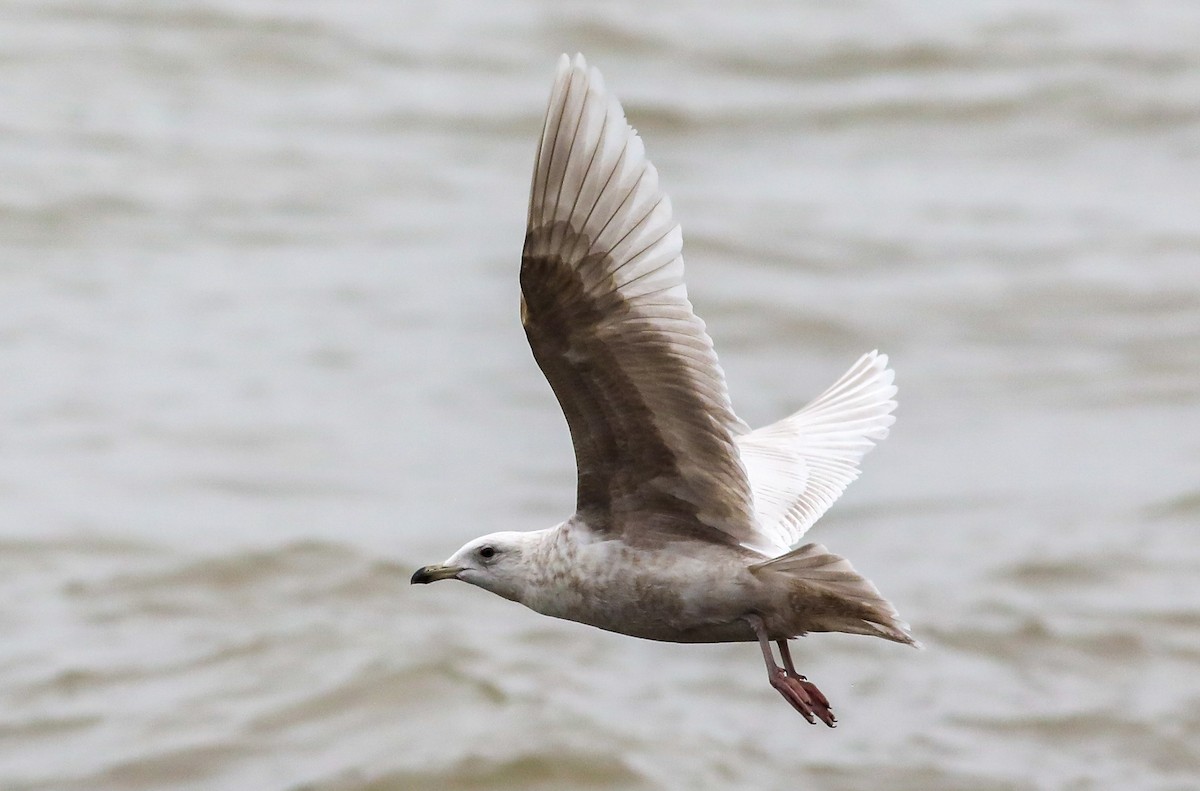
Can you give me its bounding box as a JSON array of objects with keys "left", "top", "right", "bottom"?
[{"left": 3, "top": 2, "right": 1199, "bottom": 789}]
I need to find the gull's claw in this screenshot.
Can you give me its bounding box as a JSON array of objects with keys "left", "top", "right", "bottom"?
[
  {"left": 770, "top": 670, "right": 836, "bottom": 727},
  {"left": 796, "top": 676, "right": 836, "bottom": 726},
  {"left": 771, "top": 672, "right": 816, "bottom": 723},
  {"left": 790, "top": 673, "right": 832, "bottom": 714}
]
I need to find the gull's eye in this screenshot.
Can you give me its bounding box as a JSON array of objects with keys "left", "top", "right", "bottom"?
[{"left": 479, "top": 546, "right": 496, "bottom": 559}]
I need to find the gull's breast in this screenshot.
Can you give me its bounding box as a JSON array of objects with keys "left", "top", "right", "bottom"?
[{"left": 522, "top": 536, "right": 764, "bottom": 644}]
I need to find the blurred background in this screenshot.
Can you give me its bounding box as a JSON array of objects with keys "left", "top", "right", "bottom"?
[{"left": 2, "top": 1, "right": 1198, "bottom": 789}]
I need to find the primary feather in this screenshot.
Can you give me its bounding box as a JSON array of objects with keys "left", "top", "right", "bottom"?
[{"left": 737, "top": 351, "right": 897, "bottom": 555}]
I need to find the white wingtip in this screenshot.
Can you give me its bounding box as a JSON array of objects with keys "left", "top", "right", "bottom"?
[{"left": 798, "top": 349, "right": 898, "bottom": 442}]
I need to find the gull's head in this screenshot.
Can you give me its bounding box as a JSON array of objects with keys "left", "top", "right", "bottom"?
[{"left": 410, "top": 531, "right": 540, "bottom": 603}]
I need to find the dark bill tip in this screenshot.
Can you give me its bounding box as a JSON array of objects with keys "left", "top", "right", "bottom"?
[{"left": 410, "top": 564, "right": 460, "bottom": 584}]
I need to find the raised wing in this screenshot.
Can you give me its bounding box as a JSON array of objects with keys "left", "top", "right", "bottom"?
[
  {"left": 737, "top": 351, "right": 897, "bottom": 555},
  {"left": 521, "top": 54, "right": 756, "bottom": 543}
]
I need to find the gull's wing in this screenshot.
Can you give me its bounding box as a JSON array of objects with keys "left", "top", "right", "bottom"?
[
  {"left": 521, "top": 54, "right": 756, "bottom": 543},
  {"left": 737, "top": 351, "right": 897, "bottom": 555}
]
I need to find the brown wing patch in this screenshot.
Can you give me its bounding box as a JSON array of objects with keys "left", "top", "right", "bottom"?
[
  {"left": 522, "top": 225, "right": 682, "bottom": 520},
  {"left": 521, "top": 222, "right": 749, "bottom": 540}
]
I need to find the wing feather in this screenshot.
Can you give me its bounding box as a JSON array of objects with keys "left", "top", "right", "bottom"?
[
  {"left": 737, "top": 351, "right": 897, "bottom": 555},
  {"left": 521, "top": 54, "right": 756, "bottom": 544}
]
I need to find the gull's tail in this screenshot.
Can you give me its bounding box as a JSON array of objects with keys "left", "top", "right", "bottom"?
[{"left": 750, "top": 542, "right": 919, "bottom": 647}]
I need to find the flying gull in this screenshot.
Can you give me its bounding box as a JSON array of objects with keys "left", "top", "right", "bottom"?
[{"left": 412, "top": 53, "right": 917, "bottom": 726}]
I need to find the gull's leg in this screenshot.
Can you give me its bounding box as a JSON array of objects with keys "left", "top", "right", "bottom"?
[
  {"left": 777, "top": 639, "right": 833, "bottom": 723},
  {"left": 742, "top": 614, "right": 836, "bottom": 727}
]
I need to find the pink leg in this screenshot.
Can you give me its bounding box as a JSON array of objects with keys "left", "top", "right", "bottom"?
[{"left": 743, "top": 615, "right": 836, "bottom": 727}]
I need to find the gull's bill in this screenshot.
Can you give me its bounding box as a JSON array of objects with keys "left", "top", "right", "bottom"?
[{"left": 410, "top": 564, "right": 463, "bottom": 584}]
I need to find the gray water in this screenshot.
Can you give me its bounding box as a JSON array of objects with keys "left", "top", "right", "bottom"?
[{"left": 3, "top": 2, "right": 1199, "bottom": 789}]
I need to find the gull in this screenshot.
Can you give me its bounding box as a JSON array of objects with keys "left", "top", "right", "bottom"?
[{"left": 411, "top": 53, "right": 917, "bottom": 726}]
